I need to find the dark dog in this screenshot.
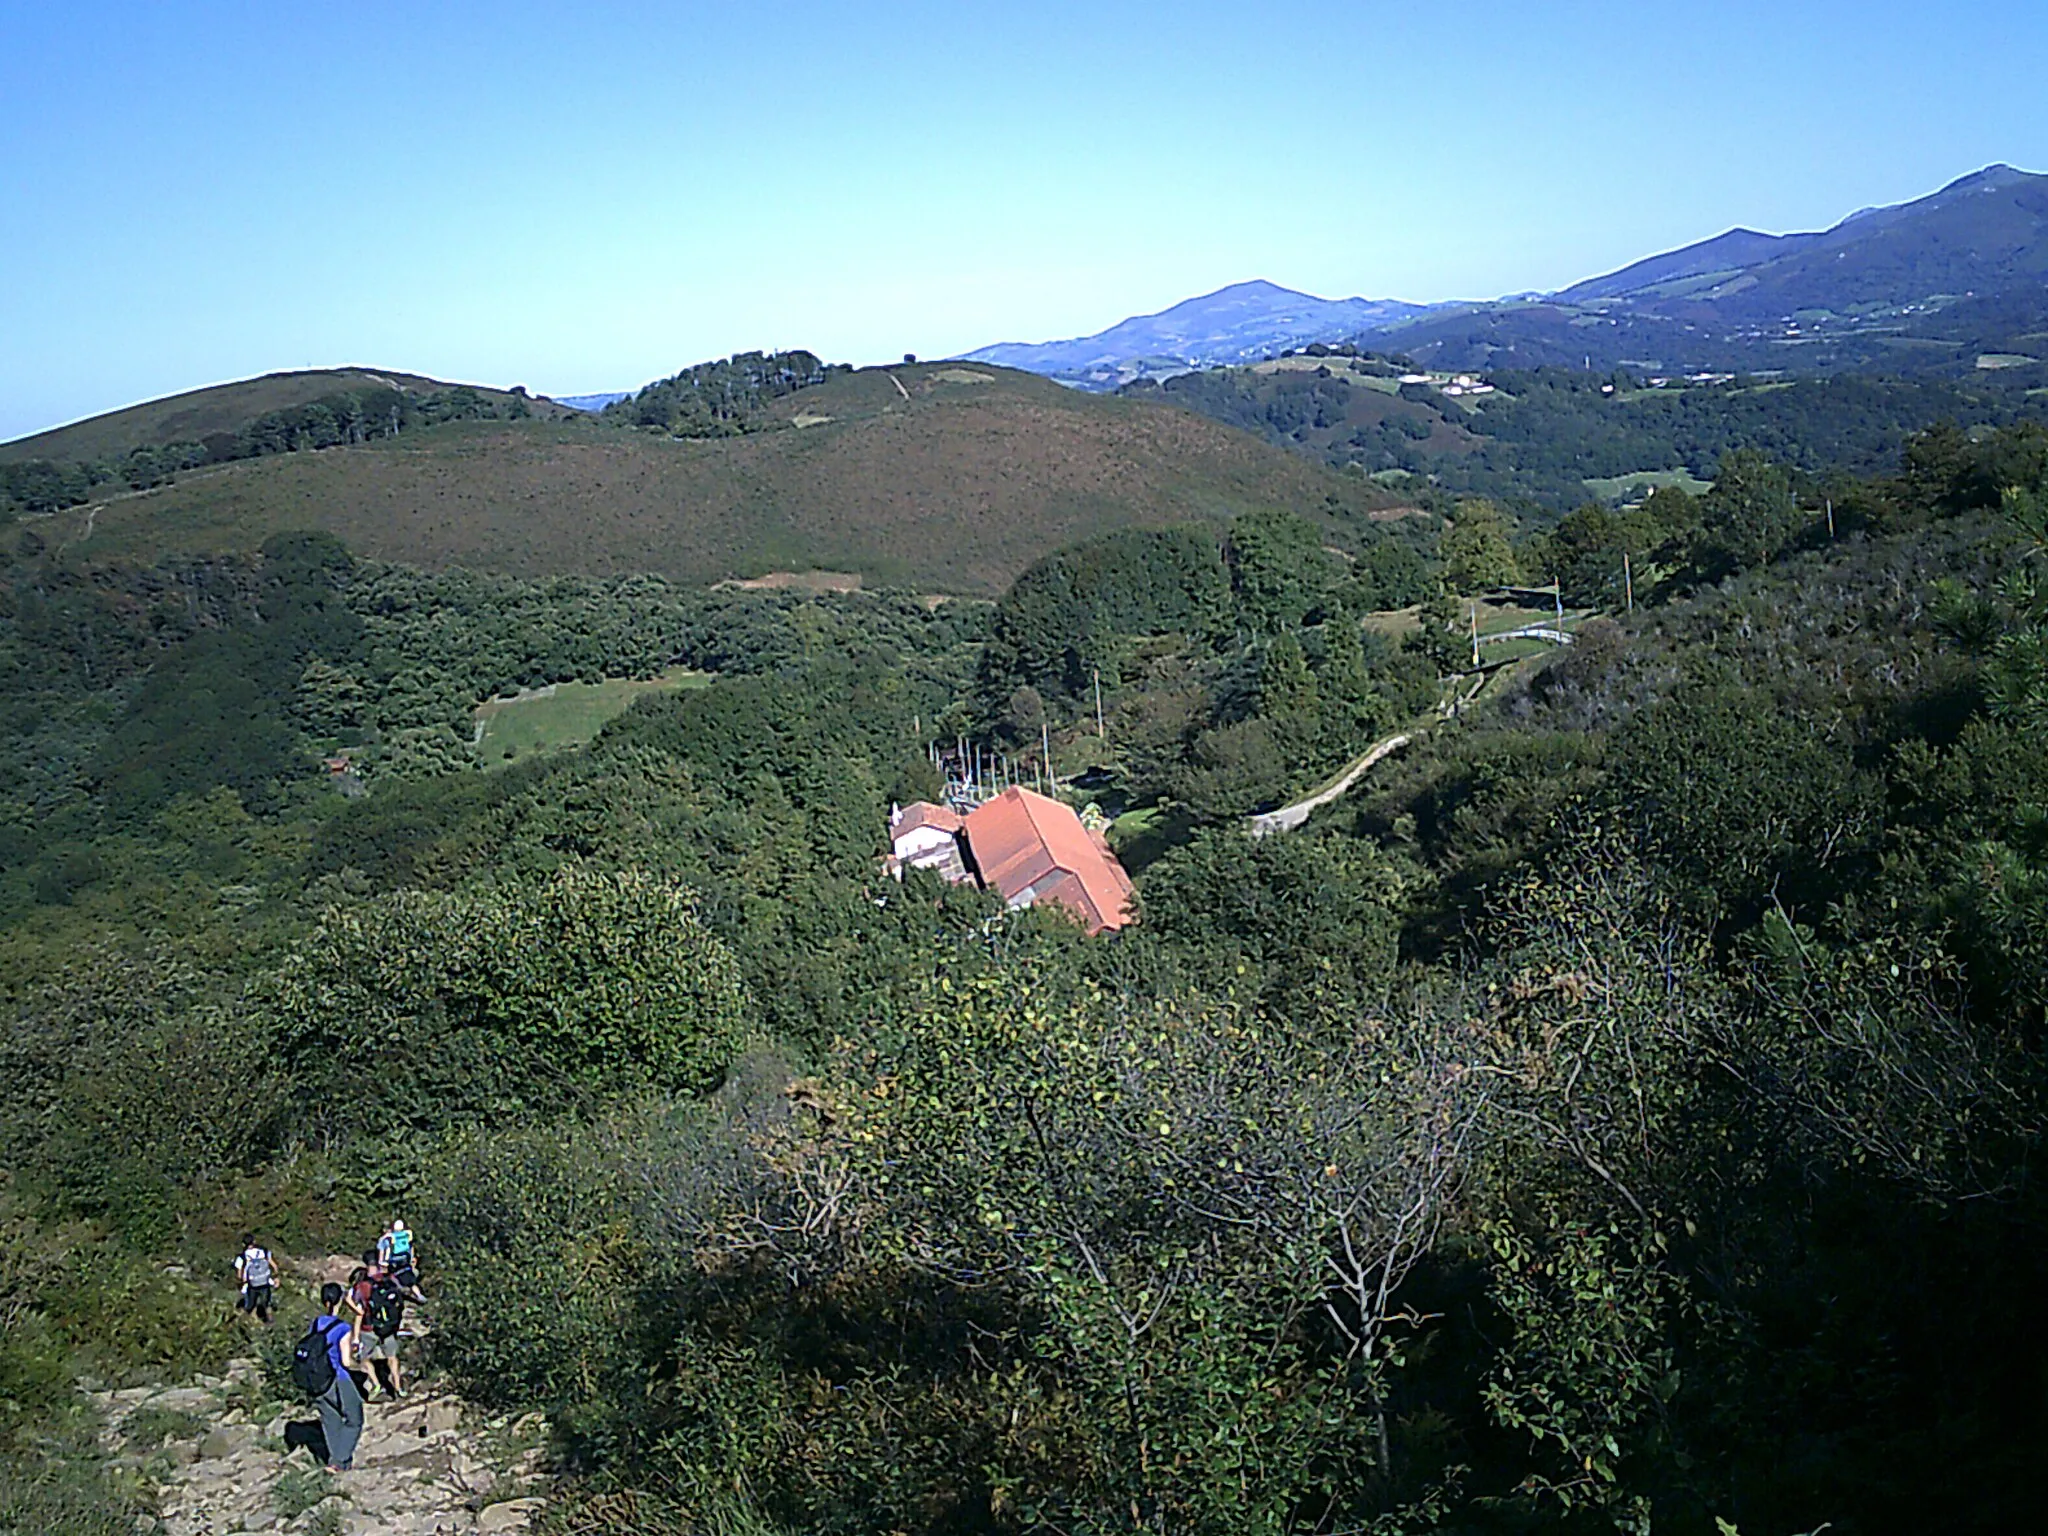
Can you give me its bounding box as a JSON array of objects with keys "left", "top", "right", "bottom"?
[{"left": 283, "top": 1419, "right": 330, "bottom": 1464}]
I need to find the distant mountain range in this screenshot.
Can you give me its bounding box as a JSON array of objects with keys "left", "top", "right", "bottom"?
[
  {"left": 967, "top": 165, "right": 2048, "bottom": 385},
  {"left": 961, "top": 280, "right": 1428, "bottom": 388}
]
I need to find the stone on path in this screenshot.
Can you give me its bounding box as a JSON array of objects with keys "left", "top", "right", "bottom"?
[
  {"left": 200, "top": 1422, "right": 257, "bottom": 1459},
  {"left": 476, "top": 1499, "right": 546, "bottom": 1533},
  {"left": 90, "top": 1364, "right": 552, "bottom": 1536}
]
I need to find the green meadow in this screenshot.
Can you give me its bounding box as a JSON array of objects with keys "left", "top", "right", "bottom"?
[{"left": 474, "top": 667, "right": 711, "bottom": 763}]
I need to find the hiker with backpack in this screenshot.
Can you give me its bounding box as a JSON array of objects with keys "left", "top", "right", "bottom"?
[
  {"left": 293, "top": 1283, "right": 365, "bottom": 1473},
  {"left": 348, "top": 1250, "right": 408, "bottom": 1399},
  {"left": 379, "top": 1218, "right": 427, "bottom": 1303},
  {"left": 233, "top": 1235, "right": 275, "bottom": 1324}
]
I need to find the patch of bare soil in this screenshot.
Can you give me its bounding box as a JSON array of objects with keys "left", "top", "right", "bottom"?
[{"left": 717, "top": 570, "right": 864, "bottom": 593}]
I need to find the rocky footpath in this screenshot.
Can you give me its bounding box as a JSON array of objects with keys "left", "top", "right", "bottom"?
[{"left": 90, "top": 1359, "right": 552, "bottom": 1536}]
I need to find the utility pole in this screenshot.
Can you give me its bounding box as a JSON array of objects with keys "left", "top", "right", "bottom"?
[
  {"left": 1093, "top": 668, "right": 1105, "bottom": 739},
  {"left": 1623, "top": 552, "right": 1634, "bottom": 613},
  {"left": 1469, "top": 601, "right": 1480, "bottom": 669},
  {"left": 1825, "top": 497, "right": 1835, "bottom": 539},
  {"left": 1041, "top": 720, "right": 1054, "bottom": 793},
  {"left": 1553, "top": 582, "right": 1564, "bottom": 631}
]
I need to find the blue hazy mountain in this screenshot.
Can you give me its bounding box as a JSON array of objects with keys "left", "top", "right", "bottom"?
[
  {"left": 962, "top": 280, "right": 1430, "bottom": 388},
  {"left": 1360, "top": 164, "right": 2048, "bottom": 374}
]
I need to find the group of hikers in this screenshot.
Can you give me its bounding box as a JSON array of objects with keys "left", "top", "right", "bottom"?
[{"left": 235, "top": 1219, "right": 429, "bottom": 1474}]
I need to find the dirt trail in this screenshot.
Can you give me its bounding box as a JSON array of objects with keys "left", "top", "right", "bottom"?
[
  {"left": 1248, "top": 732, "right": 1413, "bottom": 838},
  {"left": 92, "top": 1357, "right": 552, "bottom": 1535}
]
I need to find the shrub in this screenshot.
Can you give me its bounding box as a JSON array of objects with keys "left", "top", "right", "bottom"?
[{"left": 267, "top": 868, "right": 752, "bottom": 1140}]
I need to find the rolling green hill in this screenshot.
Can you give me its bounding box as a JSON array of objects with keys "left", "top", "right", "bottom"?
[
  {"left": 0, "top": 367, "right": 569, "bottom": 465},
  {"left": 35, "top": 362, "right": 1401, "bottom": 593}
]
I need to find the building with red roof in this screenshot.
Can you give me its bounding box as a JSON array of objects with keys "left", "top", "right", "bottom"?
[
  {"left": 961, "top": 786, "right": 1135, "bottom": 935},
  {"left": 884, "top": 788, "right": 1135, "bottom": 935}
]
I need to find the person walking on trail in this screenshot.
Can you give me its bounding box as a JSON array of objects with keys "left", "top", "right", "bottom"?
[
  {"left": 342, "top": 1259, "right": 380, "bottom": 1398},
  {"left": 292, "top": 1284, "right": 363, "bottom": 1473},
  {"left": 380, "top": 1218, "right": 426, "bottom": 1303},
  {"left": 233, "top": 1236, "right": 275, "bottom": 1324},
  {"left": 346, "top": 1250, "right": 407, "bottom": 1399},
  {"left": 358, "top": 1261, "right": 409, "bottom": 1399}
]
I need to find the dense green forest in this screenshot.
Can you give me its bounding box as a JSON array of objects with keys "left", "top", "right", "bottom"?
[
  {"left": 3, "top": 405, "right": 2046, "bottom": 1534},
  {"left": 600, "top": 349, "right": 842, "bottom": 436},
  {"left": 1129, "top": 362, "right": 2042, "bottom": 514}
]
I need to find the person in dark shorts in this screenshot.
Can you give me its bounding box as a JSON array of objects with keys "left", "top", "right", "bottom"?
[
  {"left": 234, "top": 1235, "right": 275, "bottom": 1323},
  {"left": 342, "top": 1260, "right": 379, "bottom": 1398},
  {"left": 346, "top": 1251, "right": 407, "bottom": 1398},
  {"left": 357, "top": 1265, "right": 408, "bottom": 1398}
]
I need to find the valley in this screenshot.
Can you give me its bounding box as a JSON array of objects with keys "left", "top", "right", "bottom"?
[{"left": 5, "top": 159, "right": 2048, "bottom": 1536}]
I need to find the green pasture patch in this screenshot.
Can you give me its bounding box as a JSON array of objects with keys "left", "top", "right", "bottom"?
[
  {"left": 1473, "top": 601, "right": 1564, "bottom": 637},
  {"left": 474, "top": 668, "right": 710, "bottom": 764},
  {"left": 1477, "top": 634, "right": 1558, "bottom": 664},
  {"left": 1107, "top": 802, "right": 1195, "bottom": 875},
  {"left": 1583, "top": 468, "right": 1713, "bottom": 502},
  {"left": 1361, "top": 604, "right": 1423, "bottom": 638}
]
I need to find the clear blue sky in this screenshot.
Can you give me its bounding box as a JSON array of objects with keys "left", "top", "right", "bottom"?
[{"left": 3, "top": 0, "right": 2043, "bottom": 440}]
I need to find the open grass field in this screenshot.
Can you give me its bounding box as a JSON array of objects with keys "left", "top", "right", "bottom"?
[
  {"left": 50, "top": 363, "right": 1401, "bottom": 594},
  {"left": 474, "top": 668, "right": 710, "bottom": 764},
  {"left": 1361, "top": 603, "right": 1424, "bottom": 639},
  {"left": 1582, "top": 467, "right": 1714, "bottom": 501},
  {"left": 0, "top": 368, "right": 569, "bottom": 464}
]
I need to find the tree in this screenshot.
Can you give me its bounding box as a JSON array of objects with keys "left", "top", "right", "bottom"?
[
  {"left": 1257, "top": 632, "right": 1318, "bottom": 720},
  {"left": 1436, "top": 499, "right": 1520, "bottom": 592},
  {"left": 1696, "top": 448, "right": 1802, "bottom": 573},
  {"left": 1225, "top": 510, "right": 1337, "bottom": 634}
]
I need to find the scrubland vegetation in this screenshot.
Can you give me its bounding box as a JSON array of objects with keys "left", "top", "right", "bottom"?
[
  {"left": 2, "top": 369, "right": 2046, "bottom": 1535},
  {"left": 3, "top": 360, "right": 1397, "bottom": 595}
]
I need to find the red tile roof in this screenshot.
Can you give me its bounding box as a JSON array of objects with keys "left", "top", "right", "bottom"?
[{"left": 962, "top": 787, "right": 1135, "bottom": 935}]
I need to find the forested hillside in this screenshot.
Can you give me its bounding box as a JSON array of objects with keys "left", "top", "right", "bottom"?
[
  {"left": 3, "top": 393, "right": 2045, "bottom": 1535},
  {"left": 1130, "top": 354, "right": 2044, "bottom": 512}
]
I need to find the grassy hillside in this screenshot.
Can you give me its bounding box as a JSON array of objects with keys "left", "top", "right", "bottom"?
[
  {"left": 0, "top": 367, "right": 570, "bottom": 465},
  {"left": 49, "top": 362, "right": 1402, "bottom": 593}
]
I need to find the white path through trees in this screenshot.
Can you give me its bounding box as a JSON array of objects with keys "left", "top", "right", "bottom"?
[{"left": 1248, "top": 732, "right": 1413, "bottom": 838}]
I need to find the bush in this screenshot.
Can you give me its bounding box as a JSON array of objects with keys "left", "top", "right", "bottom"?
[
  {"left": 0, "top": 1454, "right": 143, "bottom": 1536},
  {"left": 267, "top": 868, "right": 752, "bottom": 1140}
]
